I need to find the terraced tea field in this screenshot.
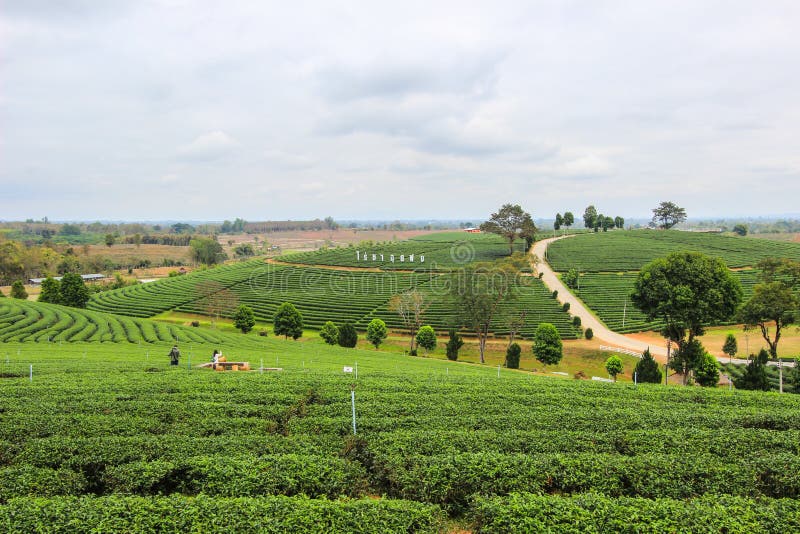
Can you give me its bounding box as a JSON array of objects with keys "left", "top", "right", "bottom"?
[
  {"left": 89, "top": 262, "right": 579, "bottom": 339},
  {"left": 278, "top": 231, "right": 528, "bottom": 270},
  {"left": 547, "top": 230, "right": 800, "bottom": 272},
  {"left": 1, "top": 337, "right": 799, "bottom": 532}
]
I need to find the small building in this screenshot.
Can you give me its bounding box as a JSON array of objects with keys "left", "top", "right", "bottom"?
[
  {"left": 463, "top": 227, "right": 481, "bottom": 233},
  {"left": 28, "top": 273, "right": 106, "bottom": 285}
]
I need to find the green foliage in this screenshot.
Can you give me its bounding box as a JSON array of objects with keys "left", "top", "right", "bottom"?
[
  {"left": 562, "top": 269, "right": 579, "bottom": 290},
  {"left": 583, "top": 205, "right": 598, "bottom": 229},
  {"left": 739, "top": 274, "right": 798, "bottom": 358},
  {"left": 585, "top": 328, "right": 593, "bottom": 340},
  {"left": 533, "top": 323, "right": 562, "bottom": 366},
  {"left": 189, "top": 238, "right": 226, "bottom": 265},
  {"left": 445, "top": 329, "right": 463, "bottom": 361},
  {"left": 651, "top": 201, "right": 687, "bottom": 229},
  {"left": 506, "top": 343, "right": 521, "bottom": 369},
  {"left": 273, "top": 302, "right": 303, "bottom": 340},
  {"left": 479, "top": 204, "right": 537, "bottom": 255},
  {"left": 634, "top": 348, "right": 662, "bottom": 384},
  {"left": 605, "top": 355, "right": 623, "bottom": 381},
  {"left": 233, "top": 304, "right": 256, "bottom": 334},
  {"left": 562, "top": 212, "right": 574, "bottom": 228},
  {"left": 365, "top": 318, "right": 388, "bottom": 349},
  {"left": 722, "top": 333, "right": 738, "bottom": 360},
  {"left": 473, "top": 493, "right": 800, "bottom": 533},
  {"left": 554, "top": 213, "right": 563, "bottom": 231},
  {"left": 60, "top": 223, "right": 82, "bottom": 236},
  {"left": 733, "top": 223, "right": 748, "bottom": 236},
  {"left": 10, "top": 280, "right": 27, "bottom": 300},
  {"left": 694, "top": 351, "right": 720, "bottom": 387},
  {"left": 734, "top": 350, "right": 772, "bottom": 391},
  {"left": 337, "top": 322, "right": 358, "bottom": 348},
  {"left": 59, "top": 273, "right": 89, "bottom": 308},
  {"left": 572, "top": 316, "right": 581, "bottom": 327},
  {"left": 632, "top": 252, "right": 743, "bottom": 369},
  {"left": 415, "top": 326, "right": 437, "bottom": 355},
  {"left": 561, "top": 302, "right": 570, "bottom": 312},
  {"left": 233, "top": 243, "right": 255, "bottom": 258},
  {"left": 319, "top": 321, "right": 339, "bottom": 345},
  {"left": 104, "top": 233, "right": 115, "bottom": 247},
  {"left": 669, "top": 339, "right": 705, "bottom": 381}
]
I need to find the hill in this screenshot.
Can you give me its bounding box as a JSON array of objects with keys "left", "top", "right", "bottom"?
[{"left": 546, "top": 230, "right": 800, "bottom": 272}]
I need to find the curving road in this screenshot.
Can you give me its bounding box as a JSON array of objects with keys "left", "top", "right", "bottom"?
[
  {"left": 532, "top": 236, "right": 668, "bottom": 359},
  {"left": 532, "top": 235, "right": 794, "bottom": 369}
]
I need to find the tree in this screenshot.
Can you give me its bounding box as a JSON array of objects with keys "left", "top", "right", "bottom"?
[
  {"left": 450, "top": 257, "right": 522, "bottom": 363},
  {"left": 388, "top": 290, "right": 428, "bottom": 353},
  {"left": 554, "top": 213, "right": 563, "bottom": 232},
  {"left": 722, "top": 334, "right": 738, "bottom": 362},
  {"left": 651, "top": 201, "right": 687, "bottom": 229},
  {"left": 366, "top": 318, "right": 388, "bottom": 349},
  {"left": 60, "top": 223, "right": 81, "bottom": 236},
  {"left": 190, "top": 238, "right": 227, "bottom": 265},
  {"left": 732, "top": 224, "right": 748, "bottom": 236},
  {"left": 605, "top": 355, "right": 623, "bottom": 382},
  {"left": 10, "top": 280, "right": 27, "bottom": 300},
  {"left": 38, "top": 277, "right": 62, "bottom": 304},
  {"left": 562, "top": 269, "right": 579, "bottom": 290},
  {"left": 583, "top": 205, "right": 598, "bottom": 229},
  {"left": 338, "top": 322, "right": 358, "bottom": 348},
  {"left": 601, "top": 216, "right": 614, "bottom": 232},
  {"left": 563, "top": 212, "right": 574, "bottom": 231},
  {"left": 694, "top": 351, "right": 720, "bottom": 387},
  {"left": 739, "top": 268, "right": 799, "bottom": 361},
  {"left": 506, "top": 342, "right": 521, "bottom": 369},
  {"left": 533, "top": 323, "right": 563, "bottom": 366},
  {"left": 273, "top": 302, "right": 303, "bottom": 340},
  {"left": 445, "top": 328, "right": 464, "bottom": 361},
  {"left": 105, "top": 234, "right": 115, "bottom": 247},
  {"left": 631, "top": 251, "right": 743, "bottom": 384},
  {"left": 59, "top": 272, "right": 89, "bottom": 308},
  {"left": 415, "top": 325, "right": 437, "bottom": 355},
  {"left": 233, "top": 304, "right": 256, "bottom": 334},
  {"left": 634, "top": 348, "right": 662, "bottom": 383},
  {"left": 320, "top": 321, "right": 339, "bottom": 345},
  {"left": 734, "top": 349, "right": 771, "bottom": 391},
  {"left": 234, "top": 243, "right": 255, "bottom": 258},
  {"left": 614, "top": 216, "right": 625, "bottom": 229},
  {"left": 479, "top": 204, "right": 537, "bottom": 255}
]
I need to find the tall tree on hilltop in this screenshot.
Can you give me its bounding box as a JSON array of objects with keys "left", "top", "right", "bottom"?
[
  {"left": 562, "top": 211, "right": 574, "bottom": 231},
  {"left": 388, "top": 290, "right": 428, "bottom": 353},
  {"left": 480, "top": 204, "right": 536, "bottom": 254},
  {"left": 651, "top": 201, "right": 687, "bottom": 229}
]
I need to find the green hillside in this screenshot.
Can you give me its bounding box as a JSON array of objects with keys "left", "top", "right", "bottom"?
[
  {"left": 277, "top": 231, "right": 528, "bottom": 270},
  {"left": 1, "top": 336, "right": 799, "bottom": 531},
  {"left": 89, "top": 262, "right": 579, "bottom": 339},
  {"left": 547, "top": 230, "right": 800, "bottom": 272}
]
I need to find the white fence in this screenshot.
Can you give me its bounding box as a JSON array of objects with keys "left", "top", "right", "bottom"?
[{"left": 600, "top": 345, "right": 643, "bottom": 359}]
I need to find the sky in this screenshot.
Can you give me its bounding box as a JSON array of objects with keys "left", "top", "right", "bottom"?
[{"left": 2, "top": 1, "right": 799, "bottom": 222}]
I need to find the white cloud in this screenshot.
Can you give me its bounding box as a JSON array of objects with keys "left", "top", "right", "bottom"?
[{"left": 177, "top": 131, "right": 238, "bottom": 161}]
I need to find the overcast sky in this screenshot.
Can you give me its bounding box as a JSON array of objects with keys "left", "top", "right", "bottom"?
[{"left": 2, "top": 1, "right": 799, "bottom": 222}]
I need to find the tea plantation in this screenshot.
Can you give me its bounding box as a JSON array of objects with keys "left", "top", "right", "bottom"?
[
  {"left": 277, "top": 231, "right": 528, "bottom": 270},
  {"left": 546, "top": 230, "right": 800, "bottom": 272},
  {"left": 1, "top": 328, "right": 799, "bottom": 532},
  {"left": 88, "top": 262, "right": 579, "bottom": 339}
]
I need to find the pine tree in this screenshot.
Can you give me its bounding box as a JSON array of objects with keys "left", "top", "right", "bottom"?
[{"left": 634, "top": 348, "right": 662, "bottom": 383}]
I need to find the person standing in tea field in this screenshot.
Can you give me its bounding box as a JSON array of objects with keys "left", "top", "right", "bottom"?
[{"left": 168, "top": 345, "right": 180, "bottom": 366}]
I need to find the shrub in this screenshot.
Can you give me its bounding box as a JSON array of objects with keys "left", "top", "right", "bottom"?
[
  {"left": 10, "top": 281, "right": 27, "bottom": 300},
  {"left": 551, "top": 290, "right": 558, "bottom": 299},
  {"left": 562, "top": 302, "right": 570, "bottom": 312},
  {"left": 445, "top": 329, "right": 463, "bottom": 361},
  {"left": 190, "top": 321, "right": 200, "bottom": 328},
  {"left": 585, "top": 328, "right": 594, "bottom": 340},
  {"left": 258, "top": 329, "right": 269, "bottom": 337},
  {"left": 572, "top": 316, "right": 581, "bottom": 327},
  {"left": 320, "top": 321, "right": 339, "bottom": 345},
  {"left": 506, "top": 343, "right": 521, "bottom": 369},
  {"left": 366, "top": 318, "right": 388, "bottom": 349},
  {"left": 338, "top": 323, "right": 358, "bottom": 348},
  {"left": 634, "top": 348, "right": 662, "bottom": 384},
  {"left": 416, "top": 326, "right": 437, "bottom": 356}
]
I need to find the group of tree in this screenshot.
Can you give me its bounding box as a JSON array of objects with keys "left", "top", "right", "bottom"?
[
  {"left": 581, "top": 206, "right": 624, "bottom": 232},
  {"left": 219, "top": 218, "right": 247, "bottom": 234},
  {"left": 36, "top": 274, "right": 90, "bottom": 308},
  {"left": 553, "top": 212, "right": 575, "bottom": 232},
  {"left": 189, "top": 238, "right": 227, "bottom": 265}
]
